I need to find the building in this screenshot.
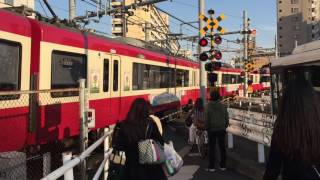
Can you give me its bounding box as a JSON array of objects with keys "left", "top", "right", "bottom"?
[
  {"left": 111, "top": 0, "right": 180, "bottom": 55},
  {"left": 0, "top": 0, "right": 34, "bottom": 9},
  {"left": 277, "top": 0, "right": 320, "bottom": 56}
]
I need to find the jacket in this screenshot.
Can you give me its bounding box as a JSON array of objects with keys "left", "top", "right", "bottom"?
[
  {"left": 204, "top": 101, "right": 229, "bottom": 132},
  {"left": 264, "top": 139, "right": 320, "bottom": 180}
]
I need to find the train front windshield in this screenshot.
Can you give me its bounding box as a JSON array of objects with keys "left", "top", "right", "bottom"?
[{"left": 271, "top": 66, "right": 320, "bottom": 113}]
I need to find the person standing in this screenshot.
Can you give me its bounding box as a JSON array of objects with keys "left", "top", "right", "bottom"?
[
  {"left": 263, "top": 76, "right": 320, "bottom": 180},
  {"left": 116, "top": 98, "right": 167, "bottom": 180},
  {"left": 204, "top": 90, "right": 229, "bottom": 172},
  {"left": 188, "top": 98, "right": 205, "bottom": 156}
]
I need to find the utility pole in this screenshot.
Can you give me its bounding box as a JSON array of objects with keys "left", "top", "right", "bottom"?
[
  {"left": 275, "top": 35, "right": 279, "bottom": 58},
  {"left": 199, "top": 0, "right": 206, "bottom": 103},
  {"left": 243, "top": 10, "right": 248, "bottom": 97},
  {"left": 145, "top": 22, "right": 151, "bottom": 42},
  {"left": 69, "top": 0, "right": 76, "bottom": 22},
  {"left": 122, "top": 1, "right": 127, "bottom": 37}
]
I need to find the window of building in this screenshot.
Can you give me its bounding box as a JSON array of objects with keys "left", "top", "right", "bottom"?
[
  {"left": 103, "top": 59, "right": 109, "bottom": 92},
  {"left": 312, "top": 8, "right": 315, "bottom": 12},
  {"left": 279, "top": 44, "right": 283, "bottom": 47},
  {"left": 291, "top": 0, "right": 299, "bottom": 4},
  {"left": 113, "top": 60, "right": 119, "bottom": 91},
  {"left": 312, "top": 17, "right": 315, "bottom": 21},
  {"left": 293, "top": 34, "right": 300, "bottom": 39},
  {"left": 292, "top": 25, "right": 300, "bottom": 30},
  {"left": 279, "top": 26, "right": 283, "bottom": 30},
  {"left": 279, "top": 9, "right": 282, "bottom": 13},
  {"left": 279, "top": 1, "right": 282, "bottom": 3},
  {"left": 279, "top": 35, "right": 283, "bottom": 39},
  {"left": 291, "top": 8, "right": 299, "bottom": 14},
  {"left": 0, "top": 39, "right": 21, "bottom": 100},
  {"left": 4, "top": 0, "right": 13, "bottom": 5},
  {"left": 292, "top": 16, "right": 300, "bottom": 22},
  {"left": 279, "top": 18, "right": 282, "bottom": 21},
  {"left": 51, "top": 51, "right": 87, "bottom": 97}
]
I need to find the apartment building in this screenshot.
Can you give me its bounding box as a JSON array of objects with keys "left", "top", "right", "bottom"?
[
  {"left": 0, "top": 0, "right": 34, "bottom": 9},
  {"left": 111, "top": 0, "right": 180, "bottom": 55},
  {"left": 277, "top": 0, "right": 320, "bottom": 56}
]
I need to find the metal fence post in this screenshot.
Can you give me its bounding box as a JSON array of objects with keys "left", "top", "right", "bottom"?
[
  {"left": 43, "top": 152, "right": 51, "bottom": 177},
  {"left": 104, "top": 127, "right": 110, "bottom": 180},
  {"left": 227, "top": 133, "right": 234, "bottom": 149},
  {"left": 79, "top": 79, "right": 87, "bottom": 180},
  {"left": 258, "top": 143, "right": 265, "bottom": 163},
  {"left": 62, "top": 152, "right": 74, "bottom": 180}
]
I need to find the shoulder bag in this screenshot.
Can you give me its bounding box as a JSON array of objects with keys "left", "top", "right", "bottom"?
[{"left": 138, "top": 122, "right": 166, "bottom": 164}]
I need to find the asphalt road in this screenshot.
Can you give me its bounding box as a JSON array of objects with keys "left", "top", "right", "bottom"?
[{"left": 163, "top": 122, "right": 252, "bottom": 180}]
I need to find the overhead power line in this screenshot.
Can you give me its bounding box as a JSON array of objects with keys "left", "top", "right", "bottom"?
[
  {"left": 154, "top": 6, "right": 198, "bottom": 30},
  {"left": 74, "top": 0, "right": 168, "bottom": 21}
]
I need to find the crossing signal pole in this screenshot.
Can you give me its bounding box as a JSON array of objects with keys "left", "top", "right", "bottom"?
[
  {"left": 199, "top": 0, "right": 206, "bottom": 104},
  {"left": 243, "top": 10, "right": 249, "bottom": 97}
]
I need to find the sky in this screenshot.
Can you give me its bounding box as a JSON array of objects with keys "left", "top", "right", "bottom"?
[{"left": 35, "top": 0, "right": 277, "bottom": 61}]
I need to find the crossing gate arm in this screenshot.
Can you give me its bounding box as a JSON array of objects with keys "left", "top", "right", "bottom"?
[{"left": 41, "top": 129, "right": 114, "bottom": 180}]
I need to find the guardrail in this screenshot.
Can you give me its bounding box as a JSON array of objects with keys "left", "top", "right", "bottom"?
[
  {"left": 226, "top": 107, "right": 276, "bottom": 163},
  {"left": 41, "top": 128, "right": 114, "bottom": 180}
]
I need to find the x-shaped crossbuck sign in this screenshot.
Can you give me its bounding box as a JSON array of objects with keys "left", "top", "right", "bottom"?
[{"left": 199, "top": 13, "right": 226, "bottom": 35}]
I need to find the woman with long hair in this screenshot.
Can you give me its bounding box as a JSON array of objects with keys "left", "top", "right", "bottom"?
[
  {"left": 264, "top": 75, "right": 320, "bottom": 180},
  {"left": 188, "top": 98, "right": 205, "bottom": 156},
  {"left": 117, "top": 98, "right": 167, "bottom": 180}
]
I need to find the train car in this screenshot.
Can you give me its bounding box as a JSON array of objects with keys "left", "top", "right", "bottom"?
[
  {"left": 0, "top": 9, "right": 200, "bottom": 152},
  {"left": 212, "top": 67, "right": 243, "bottom": 97},
  {"left": 259, "top": 66, "right": 271, "bottom": 90}
]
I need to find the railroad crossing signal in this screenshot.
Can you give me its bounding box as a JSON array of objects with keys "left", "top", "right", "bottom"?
[
  {"left": 244, "top": 62, "right": 254, "bottom": 72},
  {"left": 199, "top": 10, "right": 226, "bottom": 35}
]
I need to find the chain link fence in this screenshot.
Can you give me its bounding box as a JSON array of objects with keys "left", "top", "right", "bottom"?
[{"left": 0, "top": 88, "right": 83, "bottom": 180}]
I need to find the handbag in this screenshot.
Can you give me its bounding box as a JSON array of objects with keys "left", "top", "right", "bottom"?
[
  {"left": 164, "top": 141, "right": 183, "bottom": 174},
  {"left": 138, "top": 122, "right": 166, "bottom": 164},
  {"left": 107, "top": 150, "right": 126, "bottom": 180}
]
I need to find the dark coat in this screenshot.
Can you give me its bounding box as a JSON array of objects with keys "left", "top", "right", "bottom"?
[
  {"left": 204, "top": 101, "right": 229, "bottom": 132},
  {"left": 116, "top": 120, "right": 167, "bottom": 180},
  {"left": 264, "top": 139, "right": 320, "bottom": 180}
]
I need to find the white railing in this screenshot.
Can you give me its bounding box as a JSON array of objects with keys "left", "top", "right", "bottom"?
[
  {"left": 226, "top": 107, "right": 276, "bottom": 163},
  {"left": 41, "top": 128, "right": 114, "bottom": 180}
]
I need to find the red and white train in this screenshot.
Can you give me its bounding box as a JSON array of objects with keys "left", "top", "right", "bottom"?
[{"left": 0, "top": 9, "right": 270, "bottom": 153}]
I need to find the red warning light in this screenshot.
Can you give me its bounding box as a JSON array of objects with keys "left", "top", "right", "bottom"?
[
  {"left": 214, "top": 51, "right": 222, "bottom": 60},
  {"left": 199, "top": 38, "right": 208, "bottom": 47},
  {"left": 214, "top": 36, "right": 222, "bottom": 44}
]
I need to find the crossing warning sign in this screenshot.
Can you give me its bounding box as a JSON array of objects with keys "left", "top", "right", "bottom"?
[{"left": 199, "top": 10, "right": 226, "bottom": 35}]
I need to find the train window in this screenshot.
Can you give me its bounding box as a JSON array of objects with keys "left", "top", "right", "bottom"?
[
  {"left": 133, "top": 62, "right": 181, "bottom": 90},
  {"left": 192, "top": 71, "right": 196, "bottom": 86},
  {"left": 103, "top": 59, "right": 109, "bottom": 92},
  {"left": 184, "top": 70, "right": 189, "bottom": 87},
  {"left": 149, "top": 65, "right": 161, "bottom": 88},
  {"left": 176, "top": 70, "right": 184, "bottom": 87},
  {"left": 0, "top": 39, "right": 21, "bottom": 100},
  {"left": 51, "top": 51, "right": 87, "bottom": 97},
  {"left": 113, "top": 60, "right": 119, "bottom": 91}
]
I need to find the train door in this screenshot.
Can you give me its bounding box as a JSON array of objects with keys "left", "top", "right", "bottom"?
[
  {"left": 111, "top": 55, "right": 121, "bottom": 122},
  {"left": 101, "top": 55, "right": 112, "bottom": 118},
  {"left": 0, "top": 30, "right": 31, "bottom": 152}
]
